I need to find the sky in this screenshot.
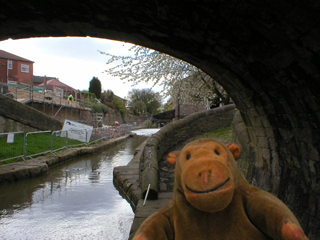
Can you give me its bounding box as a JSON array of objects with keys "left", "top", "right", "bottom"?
[{"left": 0, "top": 37, "right": 157, "bottom": 99}]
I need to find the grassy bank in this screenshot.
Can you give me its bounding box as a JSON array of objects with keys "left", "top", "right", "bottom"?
[
  {"left": 0, "top": 133, "right": 83, "bottom": 165},
  {"left": 201, "top": 126, "right": 233, "bottom": 143}
]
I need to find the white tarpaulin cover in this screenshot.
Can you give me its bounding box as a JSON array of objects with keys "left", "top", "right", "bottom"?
[{"left": 62, "top": 120, "right": 93, "bottom": 143}]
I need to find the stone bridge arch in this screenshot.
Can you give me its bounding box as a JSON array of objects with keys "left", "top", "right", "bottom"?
[{"left": 1, "top": 1, "right": 319, "bottom": 238}]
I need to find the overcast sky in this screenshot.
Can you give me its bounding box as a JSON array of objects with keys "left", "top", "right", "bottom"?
[{"left": 0, "top": 37, "right": 156, "bottom": 99}]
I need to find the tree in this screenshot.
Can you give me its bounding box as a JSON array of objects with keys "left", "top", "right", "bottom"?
[
  {"left": 113, "top": 96, "right": 127, "bottom": 123},
  {"left": 113, "top": 96, "right": 127, "bottom": 115},
  {"left": 100, "top": 45, "right": 231, "bottom": 107},
  {"left": 81, "top": 90, "right": 96, "bottom": 103},
  {"left": 101, "top": 89, "right": 115, "bottom": 109},
  {"left": 127, "top": 88, "right": 162, "bottom": 115},
  {"left": 133, "top": 100, "right": 146, "bottom": 115},
  {"left": 100, "top": 89, "right": 127, "bottom": 121},
  {"left": 162, "top": 97, "right": 174, "bottom": 112},
  {"left": 89, "top": 77, "right": 102, "bottom": 99}
]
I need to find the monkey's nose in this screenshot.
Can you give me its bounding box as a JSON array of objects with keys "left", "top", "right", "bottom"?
[{"left": 199, "top": 170, "right": 212, "bottom": 188}]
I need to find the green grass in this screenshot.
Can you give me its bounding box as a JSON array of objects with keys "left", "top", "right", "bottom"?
[
  {"left": 201, "top": 126, "right": 233, "bottom": 142},
  {"left": 0, "top": 133, "right": 25, "bottom": 163},
  {"left": 0, "top": 132, "right": 84, "bottom": 164}
]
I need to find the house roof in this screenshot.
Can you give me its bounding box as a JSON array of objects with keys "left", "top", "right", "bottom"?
[
  {"left": 38, "top": 78, "right": 76, "bottom": 91},
  {"left": 0, "top": 49, "right": 34, "bottom": 63},
  {"left": 33, "top": 75, "right": 57, "bottom": 84},
  {"left": 117, "top": 96, "right": 127, "bottom": 102}
]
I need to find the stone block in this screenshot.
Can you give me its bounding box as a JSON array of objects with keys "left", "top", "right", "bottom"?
[
  {"left": 129, "top": 217, "right": 147, "bottom": 240},
  {"left": 127, "top": 186, "right": 141, "bottom": 205},
  {"left": 28, "top": 163, "right": 48, "bottom": 177},
  {"left": 158, "top": 192, "right": 174, "bottom": 199},
  {"left": 257, "top": 136, "right": 269, "bottom": 149},
  {"left": 115, "top": 166, "right": 139, "bottom": 175},
  {"left": 159, "top": 182, "right": 167, "bottom": 192},
  {"left": 12, "top": 167, "right": 30, "bottom": 180},
  {"left": 262, "top": 148, "right": 271, "bottom": 163},
  {"left": 0, "top": 171, "right": 15, "bottom": 184}
]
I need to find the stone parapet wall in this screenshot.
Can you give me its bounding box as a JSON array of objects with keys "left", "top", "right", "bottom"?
[
  {"left": 140, "top": 104, "right": 236, "bottom": 199},
  {"left": 0, "top": 115, "right": 38, "bottom": 133},
  {"left": 0, "top": 94, "right": 62, "bottom": 132}
]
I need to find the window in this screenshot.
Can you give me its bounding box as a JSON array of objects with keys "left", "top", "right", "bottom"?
[
  {"left": 21, "top": 64, "right": 29, "bottom": 73},
  {"left": 8, "top": 60, "right": 12, "bottom": 69}
]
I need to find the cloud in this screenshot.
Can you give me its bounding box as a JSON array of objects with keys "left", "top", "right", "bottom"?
[{"left": 0, "top": 37, "right": 149, "bottom": 98}]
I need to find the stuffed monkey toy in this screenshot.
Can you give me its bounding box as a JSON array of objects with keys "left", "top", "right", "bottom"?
[{"left": 133, "top": 138, "right": 308, "bottom": 240}]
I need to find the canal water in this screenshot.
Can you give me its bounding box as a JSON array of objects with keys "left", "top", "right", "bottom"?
[{"left": 0, "top": 128, "right": 159, "bottom": 240}]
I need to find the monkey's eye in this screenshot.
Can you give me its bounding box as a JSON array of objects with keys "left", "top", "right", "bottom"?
[
  {"left": 186, "top": 154, "right": 191, "bottom": 160},
  {"left": 214, "top": 150, "right": 220, "bottom": 155}
]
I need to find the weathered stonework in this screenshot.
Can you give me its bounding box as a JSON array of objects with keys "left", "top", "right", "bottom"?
[
  {"left": 0, "top": 115, "right": 38, "bottom": 133},
  {"left": 26, "top": 101, "right": 94, "bottom": 125},
  {"left": 0, "top": 94, "right": 62, "bottom": 132}
]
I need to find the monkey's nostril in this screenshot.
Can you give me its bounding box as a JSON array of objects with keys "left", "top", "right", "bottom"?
[{"left": 199, "top": 173, "right": 202, "bottom": 177}]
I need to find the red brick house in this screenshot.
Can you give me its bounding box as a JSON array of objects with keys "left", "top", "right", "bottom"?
[{"left": 0, "top": 50, "right": 34, "bottom": 85}]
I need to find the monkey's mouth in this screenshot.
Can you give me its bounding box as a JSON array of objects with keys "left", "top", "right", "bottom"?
[{"left": 185, "top": 178, "right": 230, "bottom": 194}]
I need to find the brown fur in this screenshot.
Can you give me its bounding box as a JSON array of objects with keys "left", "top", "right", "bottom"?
[{"left": 133, "top": 139, "right": 308, "bottom": 240}]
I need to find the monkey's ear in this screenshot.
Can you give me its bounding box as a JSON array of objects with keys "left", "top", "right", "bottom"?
[
  {"left": 167, "top": 151, "right": 180, "bottom": 167},
  {"left": 227, "top": 143, "right": 242, "bottom": 160}
]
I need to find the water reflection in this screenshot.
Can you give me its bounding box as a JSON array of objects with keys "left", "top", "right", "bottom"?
[{"left": 0, "top": 128, "right": 159, "bottom": 240}]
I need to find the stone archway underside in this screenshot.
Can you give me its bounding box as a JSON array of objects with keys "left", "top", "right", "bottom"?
[{"left": 1, "top": 1, "right": 320, "bottom": 238}]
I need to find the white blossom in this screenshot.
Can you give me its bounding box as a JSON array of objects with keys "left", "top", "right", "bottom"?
[{"left": 100, "top": 45, "right": 231, "bottom": 107}]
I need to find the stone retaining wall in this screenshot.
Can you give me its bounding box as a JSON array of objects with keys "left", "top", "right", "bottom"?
[{"left": 27, "top": 101, "right": 94, "bottom": 126}]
